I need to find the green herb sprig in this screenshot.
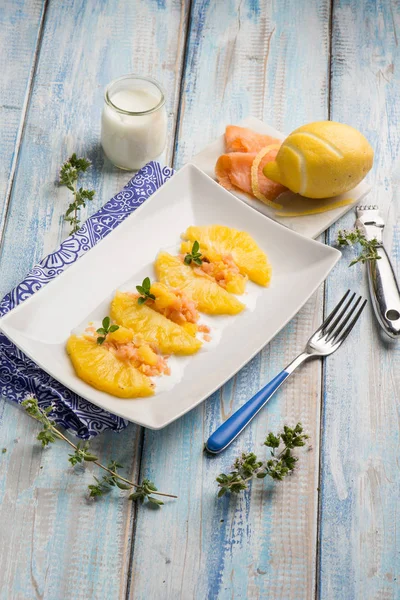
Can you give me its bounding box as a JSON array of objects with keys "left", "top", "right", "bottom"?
[
  {"left": 184, "top": 241, "right": 203, "bottom": 266},
  {"left": 22, "top": 396, "right": 176, "bottom": 507},
  {"left": 136, "top": 277, "right": 155, "bottom": 305},
  {"left": 59, "top": 153, "right": 95, "bottom": 234},
  {"left": 216, "top": 423, "right": 308, "bottom": 497},
  {"left": 68, "top": 441, "right": 98, "bottom": 465},
  {"left": 96, "top": 316, "right": 119, "bottom": 345},
  {"left": 337, "top": 229, "right": 381, "bottom": 266}
]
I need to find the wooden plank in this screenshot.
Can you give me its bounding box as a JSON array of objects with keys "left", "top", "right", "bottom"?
[
  {"left": 0, "top": 1, "right": 189, "bottom": 598},
  {"left": 0, "top": 0, "right": 45, "bottom": 237},
  {"left": 319, "top": 1, "right": 400, "bottom": 598},
  {"left": 130, "top": 1, "right": 331, "bottom": 598}
]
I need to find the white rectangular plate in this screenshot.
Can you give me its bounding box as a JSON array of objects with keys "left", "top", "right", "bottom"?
[
  {"left": 0, "top": 164, "right": 340, "bottom": 429},
  {"left": 190, "top": 116, "right": 371, "bottom": 239}
]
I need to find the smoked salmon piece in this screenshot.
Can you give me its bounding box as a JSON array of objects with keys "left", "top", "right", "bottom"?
[
  {"left": 225, "top": 125, "right": 282, "bottom": 153},
  {"left": 215, "top": 150, "right": 286, "bottom": 201}
]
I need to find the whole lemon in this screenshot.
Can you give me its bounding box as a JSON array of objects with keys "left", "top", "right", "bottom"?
[{"left": 263, "top": 121, "right": 374, "bottom": 198}]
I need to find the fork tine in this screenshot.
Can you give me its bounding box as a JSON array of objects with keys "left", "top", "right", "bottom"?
[
  {"left": 324, "top": 291, "right": 356, "bottom": 338},
  {"left": 335, "top": 299, "right": 368, "bottom": 344},
  {"left": 327, "top": 296, "right": 361, "bottom": 342},
  {"left": 318, "top": 290, "right": 351, "bottom": 334}
]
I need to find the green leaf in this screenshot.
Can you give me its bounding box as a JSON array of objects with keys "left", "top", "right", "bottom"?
[
  {"left": 216, "top": 475, "right": 228, "bottom": 484},
  {"left": 148, "top": 496, "right": 164, "bottom": 506},
  {"left": 264, "top": 432, "right": 280, "bottom": 448},
  {"left": 136, "top": 285, "right": 145, "bottom": 294},
  {"left": 108, "top": 461, "right": 123, "bottom": 470},
  {"left": 83, "top": 453, "right": 98, "bottom": 462},
  {"left": 293, "top": 438, "right": 306, "bottom": 448},
  {"left": 81, "top": 189, "right": 95, "bottom": 201},
  {"left": 109, "top": 324, "right": 119, "bottom": 333},
  {"left": 142, "top": 277, "right": 151, "bottom": 291},
  {"left": 115, "top": 480, "right": 131, "bottom": 490},
  {"left": 184, "top": 241, "right": 203, "bottom": 266},
  {"left": 146, "top": 481, "right": 157, "bottom": 492},
  {"left": 37, "top": 430, "right": 56, "bottom": 446},
  {"left": 102, "top": 316, "right": 110, "bottom": 330},
  {"left": 148, "top": 293, "right": 156, "bottom": 301},
  {"left": 97, "top": 336, "right": 105, "bottom": 345},
  {"left": 96, "top": 328, "right": 106, "bottom": 335},
  {"left": 129, "top": 492, "right": 143, "bottom": 501},
  {"left": 218, "top": 488, "right": 227, "bottom": 497},
  {"left": 137, "top": 296, "right": 146, "bottom": 305},
  {"left": 88, "top": 485, "right": 103, "bottom": 497}
]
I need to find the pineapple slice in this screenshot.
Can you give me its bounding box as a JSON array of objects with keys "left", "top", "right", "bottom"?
[
  {"left": 182, "top": 322, "right": 198, "bottom": 337},
  {"left": 149, "top": 281, "right": 200, "bottom": 330},
  {"left": 107, "top": 326, "right": 134, "bottom": 345},
  {"left": 67, "top": 335, "right": 154, "bottom": 398},
  {"left": 150, "top": 282, "right": 179, "bottom": 310},
  {"left": 137, "top": 344, "right": 159, "bottom": 366},
  {"left": 180, "top": 240, "right": 247, "bottom": 295},
  {"left": 155, "top": 252, "right": 245, "bottom": 315},
  {"left": 182, "top": 225, "right": 272, "bottom": 286},
  {"left": 111, "top": 291, "right": 202, "bottom": 355}
]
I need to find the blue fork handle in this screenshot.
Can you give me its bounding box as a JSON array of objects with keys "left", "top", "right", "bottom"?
[{"left": 206, "top": 370, "right": 290, "bottom": 454}]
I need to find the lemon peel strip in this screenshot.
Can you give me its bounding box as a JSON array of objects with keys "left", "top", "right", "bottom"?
[
  {"left": 294, "top": 132, "right": 344, "bottom": 158},
  {"left": 283, "top": 142, "right": 307, "bottom": 196},
  {"left": 275, "top": 198, "right": 354, "bottom": 218},
  {"left": 251, "top": 144, "right": 283, "bottom": 209}
]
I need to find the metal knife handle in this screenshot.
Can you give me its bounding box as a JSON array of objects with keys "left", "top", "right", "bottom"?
[{"left": 367, "top": 246, "right": 400, "bottom": 338}]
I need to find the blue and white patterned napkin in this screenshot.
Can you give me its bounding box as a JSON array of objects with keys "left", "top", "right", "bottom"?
[{"left": 0, "top": 162, "right": 174, "bottom": 439}]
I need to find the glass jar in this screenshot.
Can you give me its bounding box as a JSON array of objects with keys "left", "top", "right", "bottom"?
[{"left": 101, "top": 74, "right": 167, "bottom": 171}]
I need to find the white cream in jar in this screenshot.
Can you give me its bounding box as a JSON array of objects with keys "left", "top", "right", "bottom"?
[{"left": 101, "top": 75, "right": 167, "bottom": 171}]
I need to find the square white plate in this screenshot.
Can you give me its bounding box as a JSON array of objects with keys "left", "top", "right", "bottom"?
[
  {"left": 0, "top": 164, "right": 340, "bottom": 429},
  {"left": 190, "top": 116, "right": 371, "bottom": 239}
]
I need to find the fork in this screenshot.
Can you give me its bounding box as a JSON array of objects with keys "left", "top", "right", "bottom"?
[{"left": 205, "top": 290, "right": 367, "bottom": 454}]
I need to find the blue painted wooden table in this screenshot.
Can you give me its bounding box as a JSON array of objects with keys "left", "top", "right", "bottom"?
[{"left": 0, "top": 1, "right": 399, "bottom": 598}]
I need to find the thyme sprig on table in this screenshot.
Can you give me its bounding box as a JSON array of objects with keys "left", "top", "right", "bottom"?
[
  {"left": 216, "top": 423, "right": 309, "bottom": 497},
  {"left": 21, "top": 396, "right": 176, "bottom": 507},
  {"left": 136, "top": 277, "right": 156, "bottom": 305},
  {"left": 184, "top": 241, "right": 203, "bottom": 266},
  {"left": 337, "top": 228, "right": 381, "bottom": 266},
  {"left": 59, "top": 153, "right": 95, "bottom": 234},
  {"left": 96, "top": 316, "right": 119, "bottom": 345}
]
